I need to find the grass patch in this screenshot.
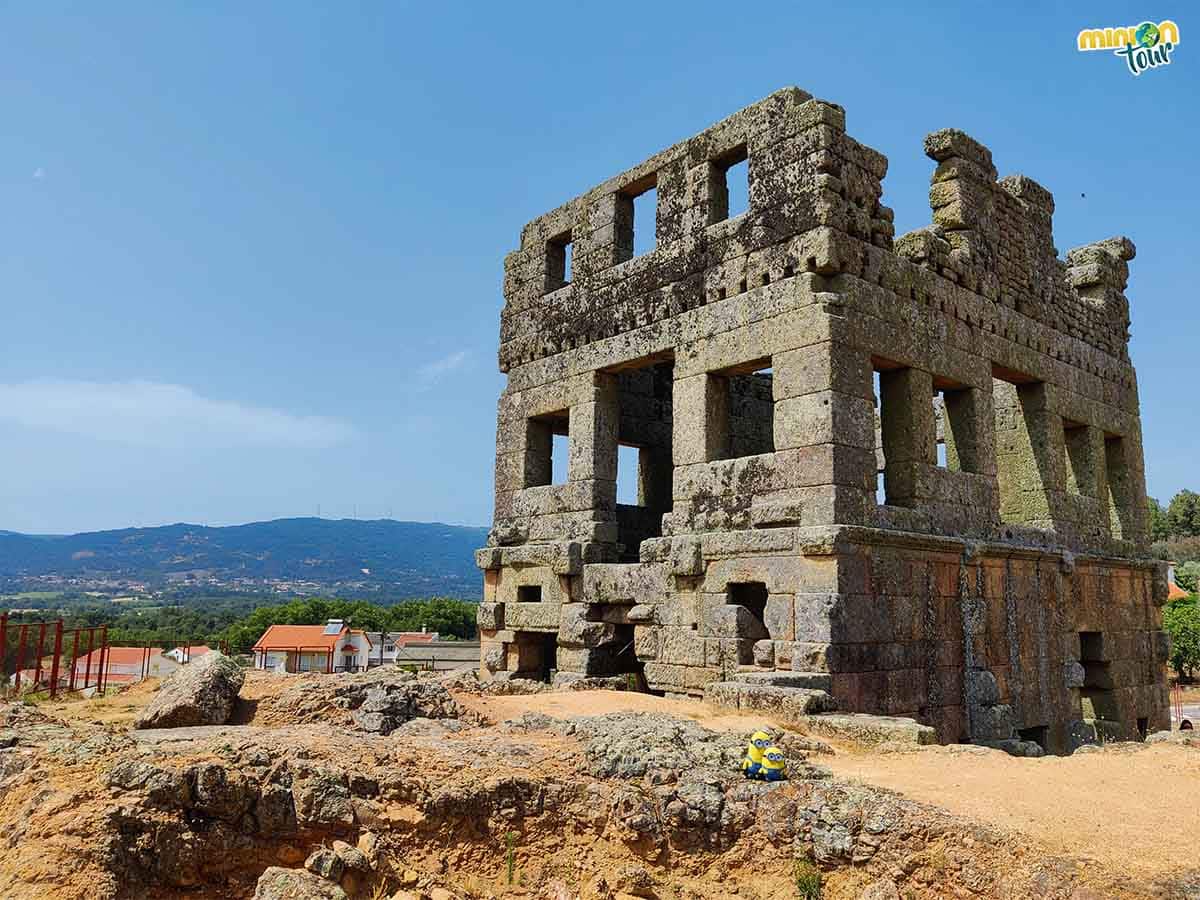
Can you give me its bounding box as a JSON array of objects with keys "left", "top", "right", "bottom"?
[{"left": 794, "top": 855, "right": 822, "bottom": 898}]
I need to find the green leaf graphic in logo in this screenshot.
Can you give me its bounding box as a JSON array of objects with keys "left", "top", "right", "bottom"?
[{"left": 1135, "top": 22, "right": 1160, "bottom": 48}]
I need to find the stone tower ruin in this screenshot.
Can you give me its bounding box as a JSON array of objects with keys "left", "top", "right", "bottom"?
[{"left": 475, "top": 88, "right": 1169, "bottom": 754}]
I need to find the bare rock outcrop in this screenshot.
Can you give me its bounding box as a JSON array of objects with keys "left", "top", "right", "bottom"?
[{"left": 134, "top": 653, "right": 245, "bottom": 729}]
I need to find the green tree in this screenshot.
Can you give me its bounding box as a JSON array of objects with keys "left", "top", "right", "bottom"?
[
  {"left": 386, "top": 598, "right": 477, "bottom": 639},
  {"left": 1148, "top": 497, "right": 1171, "bottom": 543},
  {"left": 1167, "top": 490, "right": 1200, "bottom": 538},
  {"left": 220, "top": 596, "right": 478, "bottom": 652},
  {"left": 1164, "top": 598, "right": 1200, "bottom": 679}
]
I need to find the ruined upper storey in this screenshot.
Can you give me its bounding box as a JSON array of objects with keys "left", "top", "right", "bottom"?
[
  {"left": 498, "top": 88, "right": 1135, "bottom": 374},
  {"left": 490, "top": 89, "right": 1149, "bottom": 557}
]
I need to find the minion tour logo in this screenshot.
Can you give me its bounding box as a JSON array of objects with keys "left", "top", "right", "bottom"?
[{"left": 1077, "top": 20, "right": 1180, "bottom": 75}]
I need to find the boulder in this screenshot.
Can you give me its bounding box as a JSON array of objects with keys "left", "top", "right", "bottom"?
[
  {"left": 305, "top": 848, "right": 344, "bottom": 881},
  {"left": 350, "top": 679, "right": 464, "bottom": 735},
  {"left": 135, "top": 653, "right": 245, "bottom": 729},
  {"left": 254, "top": 867, "right": 348, "bottom": 900}
]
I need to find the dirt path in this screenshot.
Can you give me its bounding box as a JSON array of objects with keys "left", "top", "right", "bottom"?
[{"left": 827, "top": 743, "right": 1200, "bottom": 877}]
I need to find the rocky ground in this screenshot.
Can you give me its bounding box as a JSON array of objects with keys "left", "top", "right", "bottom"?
[{"left": 1, "top": 668, "right": 1198, "bottom": 900}]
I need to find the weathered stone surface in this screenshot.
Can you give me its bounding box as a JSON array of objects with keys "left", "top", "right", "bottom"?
[
  {"left": 752, "top": 639, "right": 775, "bottom": 667},
  {"left": 476, "top": 602, "right": 504, "bottom": 630},
  {"left": 254, "top": 867, "right": 348, "bottom": 900},
  {"left": 350, "top": 678, "right": 465, "bottom": 735},
  {"left": 135, "top": 653, "right": 245, "bottom": 729},
  {"left": 476, "top": 88, "right": 1168, "bottom": 755},
  {"left": 304, "top": 847, "right": 343, "bottom": 881},
  {"left": 192, "top": 762, "right": 254, "bottom": 822},
  {"left": 705, "top": 682, "right": 836, "bottom": 719}
]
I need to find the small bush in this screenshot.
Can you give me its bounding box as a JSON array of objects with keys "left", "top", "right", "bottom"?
[{"left": 794, "top": 856, "right": 822, "bottom": 899}]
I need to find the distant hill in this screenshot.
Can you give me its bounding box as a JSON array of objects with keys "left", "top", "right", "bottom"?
[{"left": 0, "top": 518, "right": 489, "bottom": 598}]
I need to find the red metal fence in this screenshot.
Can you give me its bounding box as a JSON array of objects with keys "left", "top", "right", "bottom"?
[{"left": 0, "top": 615, "right": 111, "bottom": 699}]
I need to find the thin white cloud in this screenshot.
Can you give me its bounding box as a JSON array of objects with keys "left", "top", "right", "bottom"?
[
  {"left": 415, "top": 350, "right": 469, "bottom": 389},
  {"left": 32, "top": 168, "right": 44, "bottom": 179},
  {"left": 0, "top": 380, "right": 356, "bottom": 449}
]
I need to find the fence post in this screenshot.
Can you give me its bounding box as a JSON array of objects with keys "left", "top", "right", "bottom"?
[
  {"left": 14, "top": 626, "right": 27, "bottom": 691},
  {"left": 49, "top": 621, "right": 63, "bottom": 699},
  {"left": 98, "top": 625, "right": 109, "bottom": 694},
  {"left": 83, "top": 628, "right": 95, "bottom": 689},
  {"left": 68, "top": 628, "right": 80, "bottom": 692},
  {"left": 33, "top": 623, "right": 47, "bottom": 692}
]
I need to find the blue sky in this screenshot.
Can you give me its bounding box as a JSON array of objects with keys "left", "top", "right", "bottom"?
[{"left": 0, "top": 3, "right": 1195, "bottom": 533}]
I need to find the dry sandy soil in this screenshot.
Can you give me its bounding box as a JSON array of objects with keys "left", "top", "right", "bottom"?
[{"left": 828, "top": 743, "right": 1200, "bottom": 879}]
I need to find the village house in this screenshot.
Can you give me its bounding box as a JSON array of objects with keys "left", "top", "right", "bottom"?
[
  {"left": 73, "top": 646, "right": 179, "bottom": 686},
  {"left": 361, "top": 630, "right": 439, "bottom": 667},
  {"left": 164, "top": 645, "right": 211, "bottom": 664},
  {"left": 252, "top": 620, "right": 373, "bottom": 673}
]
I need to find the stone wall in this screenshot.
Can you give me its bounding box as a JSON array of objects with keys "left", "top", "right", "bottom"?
[{"left": 477, "top": 88, "right": 1168, "bottom": 754}]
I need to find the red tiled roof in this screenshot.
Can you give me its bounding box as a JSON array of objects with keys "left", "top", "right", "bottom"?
[
  {"left": 396, "top": 633, "right": 436, "bottom": 645},
  {"left": 173, "top": 645, "right": 211, "bottom": 657},
  {"left": 252, "top": 625, "right": 371, "bottom": 651},
  {"left": 253, "top": 624, "right": 342, "bottom": 651},
  {"left": 1169, "top": 580, "right": 1190, "bottom": 600},
  {"left": 74, "top": 647, "right": 162, "bottom": 667}
]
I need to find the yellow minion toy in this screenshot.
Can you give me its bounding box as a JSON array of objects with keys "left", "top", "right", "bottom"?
[
  {"left": 741, "top": 730, "right": 772, "bottom": 779},
  {"left": 760, "top": 745, "right": 787, "bottom": 782}
]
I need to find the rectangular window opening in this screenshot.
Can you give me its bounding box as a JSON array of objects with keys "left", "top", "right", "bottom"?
[
  {"left": 934, "top": 391, "right": 949, "bottom": 469},
  {"left": 1017, "top": 725, "right": 1048, "bottom": 750},
  {"left": 524, "top": 411, "right": 569, "bottom": 488},
  {"left": 546, "top": 230, "right": 573, "bottom": 291},
  {"left": 708, "top": 146, "right": 749, "bottom": 225},
  {"left": 935, "top": 381, "right": 978, "bottom": 474},
  {"left": 617, "top": 444, "right": 642, "bottom": 506},
  {"left": 874, "top": 359, "right": 930, "bottom": 508},
  {"left": 709, "top": 361, "right": 774, "bottom": 461},
  {"left": 517, "top": 585, "right": 543, "bottom": 603},
  {"left": 614, "top": 359, "right": 675, "bottom": 561},
  {"left": 726, "top": 582, "right": 770, "bottom": 641},
  {"left": 551, "top": 431, "right": 569, "bottom": 485},
  {"left": 874, "top": 370, "right": 886, "bottom": 504},
  {"left": 513, "top": 630, "right": 556, "bottom": 682},
  {"left": 632, "top": 186, "right": 657, "bottom": 257},
  {"left": 616, "top": 174, "right": 658, "bottom": 263}
]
